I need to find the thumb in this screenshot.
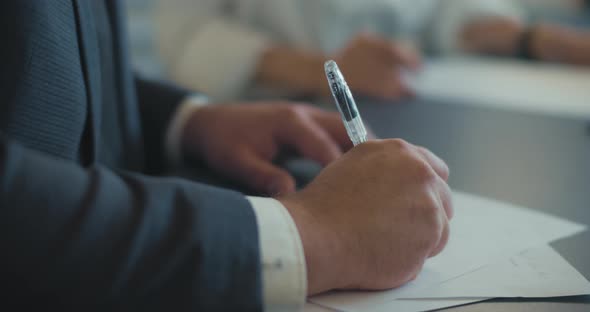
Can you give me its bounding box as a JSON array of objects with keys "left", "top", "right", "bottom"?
[{"left": 230, "top": 152, "right": 297, "bottom": 196}]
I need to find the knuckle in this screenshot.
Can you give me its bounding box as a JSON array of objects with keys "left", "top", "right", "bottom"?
[
  {"left": 389, "top": 138, "right": 412, "bottom": 151},
  {"left": 422, "top": 203, "right": 441, "bottom": 226},
  {"left": 413, "top": 159, "right": 438, "bottom": 183},
  {"left": 420, "top": 196, "right": 443, "bottom": 229},
  {"left": 355, "top": 140, "right": 384, "bottom": 154},
  {"left": 364, "top": 140, "right": 385, "bottom": 150},
  {"left": 440, "top": 162, "right": 451, "bottom": 179},
  {"left": 368, "top": 139, "right": 413, "bottom": 158},
  {"left": 280, "top": 104, "right": 306, "bottom": 120}
]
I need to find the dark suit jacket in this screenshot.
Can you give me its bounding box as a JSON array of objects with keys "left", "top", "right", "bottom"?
[{"left": 0, "top": 1, "right": 262, "bottom": 311}]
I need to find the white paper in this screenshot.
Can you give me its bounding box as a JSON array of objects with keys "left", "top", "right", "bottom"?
[
  {"left": 304, "top": 302, "right": 335, "bottom": 311},
  {"left": 405, "top": 57, "right": 590, "bottom": 119},
  {"left": 307, "top": 298, "right": 486, "bottom": 312},
  {"left": 310, "top": 192, "right": 586, "bottom": 312},
  {"left": 399, "top": 245, "right": 590, "bottom": 299}
]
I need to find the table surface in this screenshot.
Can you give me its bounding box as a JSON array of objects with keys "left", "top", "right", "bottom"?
[{"left": 355, "top": 96, "right": 590, "bottom": 311}]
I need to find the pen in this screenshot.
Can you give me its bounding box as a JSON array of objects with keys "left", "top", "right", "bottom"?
[{"left": 324, "top": 60, "right": 368, "bottom": 146}]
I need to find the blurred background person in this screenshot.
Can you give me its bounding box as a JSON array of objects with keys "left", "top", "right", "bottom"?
[
  {"left": 154, "top": 0, "right": 524, "bottom": 101},
  {"left": 464, "top": 0, "right": 590, "bottom": 65},
  {"left": 518, "top": 0, "right": 589, "bottom": 22},
  {"left": 148, "top": 0, "right": 589, "bottom": 101}
]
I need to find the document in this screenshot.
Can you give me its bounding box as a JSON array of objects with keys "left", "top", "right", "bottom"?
[
  {"left": 307, "top": 245, "right": 590, "bottom": 312},
  {"left": 406, "top": 57, "right": 590, "bottom": 119},
  {"left": 309, "top": 192, "right": 587, "bottom": 312},
  {"left": 307, "top": 298, "right": 485, "bottom": 312},
  {"left": 399, "top": 245, "right": 590, "bottom": 299}
]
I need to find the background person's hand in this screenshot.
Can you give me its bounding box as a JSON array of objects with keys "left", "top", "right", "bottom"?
[
  {"left": 332, "top": 33, "right": 422, "bottom": 100},
  {"left": 461, "top": 17, "right": 525, "bottom": 56},
  {"left": 530, "top": 24, "right": 590, "bottom": 66},
  {"left": 181, "top": 103, "right": 353, "bottom": 195},
  {"left": 279, "top": 139, "right": 453, "bottom": 295}
]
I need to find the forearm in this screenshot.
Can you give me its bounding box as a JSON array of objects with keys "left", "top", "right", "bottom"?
[
  {"left": 532, "top": 26, "right": 590, "bottom": 65},
  {"left": 0, "top": 136, "right": 262, "bottom": 311},
  {"left": 255, "top": 45, "right": 327, "bottom": 96},
  {"left": 460, "top": 17, "right": 525, "bottom": 56}
]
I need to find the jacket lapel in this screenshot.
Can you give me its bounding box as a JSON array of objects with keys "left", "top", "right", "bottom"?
[{"left": 72, "top": 0, "right": 102, "bottom": 162}]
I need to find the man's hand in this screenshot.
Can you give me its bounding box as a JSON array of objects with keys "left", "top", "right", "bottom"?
[
  {"left": 333, "top": 33, "right": 421, "bottom": 100},
  {"left": 181, "top": 103, "right": 352, "bottom": 195},
  {"left": 279, "top": 139, "right": 453, "bottom": 295}
]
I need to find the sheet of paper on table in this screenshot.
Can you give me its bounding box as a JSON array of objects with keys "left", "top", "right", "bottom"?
[
  {"left": 404, "top": 57, "right": 590, "bottom": 119},
  {"left": 399, "top": 245, "right": 590, "bottom": 299},
  {"left": 309, "top": 192, "right": 587, "bottom": 312},
  {"left": 305, "top": 299, "right": 484, "bottom": 312},
  {"left": 307, "top": 245, "right": 590, "bottom": 312}
]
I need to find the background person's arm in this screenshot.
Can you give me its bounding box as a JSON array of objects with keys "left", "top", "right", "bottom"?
[
  {"left": 529, "top": 24, "right": 590, "bottom": 66},
  {"left": 460, "top": 19, "right": 590, "bottom": 66},
  {"left": 155, "top": 0, "right": 271, "bottom": 101},
  {"left": 256, "top": 34, "right": 421, "bottom": 100},
  {"left": 424, "top": 0, "right": 525, "bottom": 55},
  {"left": 155, "top": 0, "right": 420, "bottom": 101}
]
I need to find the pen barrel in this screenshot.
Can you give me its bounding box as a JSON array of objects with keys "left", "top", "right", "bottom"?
[
  {"left": 345, "top": 117, "right": 368, "bottom": 146},
  {"left": 324, "top": 60, "right": 369, "bottom": 146}
]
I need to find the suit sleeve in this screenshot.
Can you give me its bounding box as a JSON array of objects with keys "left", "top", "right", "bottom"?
[
  {"left": 135, "top": 76, "right": 213, "bottom": 174},
  {"left": 0, "top": 134, "right": 262, "bottom": 311},
  {"left": 134, "top": 77, "right": 199, "bottom": 172}
]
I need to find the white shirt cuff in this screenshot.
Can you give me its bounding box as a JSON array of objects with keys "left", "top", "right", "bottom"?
[
  {"left": 164, "top": 95, "right": 209, "bottom": 164},
  {"left": 248, "top": 196, "right": 307, "bottom": 312}
]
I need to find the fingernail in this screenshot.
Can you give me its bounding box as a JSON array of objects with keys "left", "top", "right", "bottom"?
[{"left": 268, "top": 181, "right": 286, "bottom": 196}]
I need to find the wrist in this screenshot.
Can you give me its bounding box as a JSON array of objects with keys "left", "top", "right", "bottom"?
[
  {"left": 179, "top": 105, "right": 213, "bottom": 160},
  {"left": 278, "top": 194, "right": 346, "bottom": 295},
  {"left": 166, "top": 96, "right": 209, "bottom": 164}
]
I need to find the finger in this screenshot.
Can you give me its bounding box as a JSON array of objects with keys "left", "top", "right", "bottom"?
[
  {"left": 364, "top": 78, "right": 411, "bottom": 101},
  {"left": 437, "top": 178, "right": 454, "bottom": 220},
  {"left": 309, "top": 109, "right": 354, "bottom": 151},
  {"left": 277, "top": 110, "right": 343, "bottom": 165},
  {"left": 429, "top": 212, "right": 450, "bottom": 258},
  {"left": 227, "top": 150, "right": 296, "bottom": 196},
  {"left": 415, "top": 146, "right": 450, "bottom": 181},
  {"left": 392, "top": 78, "right": 416, "bottom": 99},
  {"left": 429, "top": 178, "right": 453, "bottom": 257},
  {"left": 395, "top": 44, "right": 422, "bottom": 70}
]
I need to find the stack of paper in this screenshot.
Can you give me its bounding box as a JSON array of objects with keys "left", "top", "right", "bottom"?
[{"left": 306, "top": 192, "right": 590, "bottom": 312}]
